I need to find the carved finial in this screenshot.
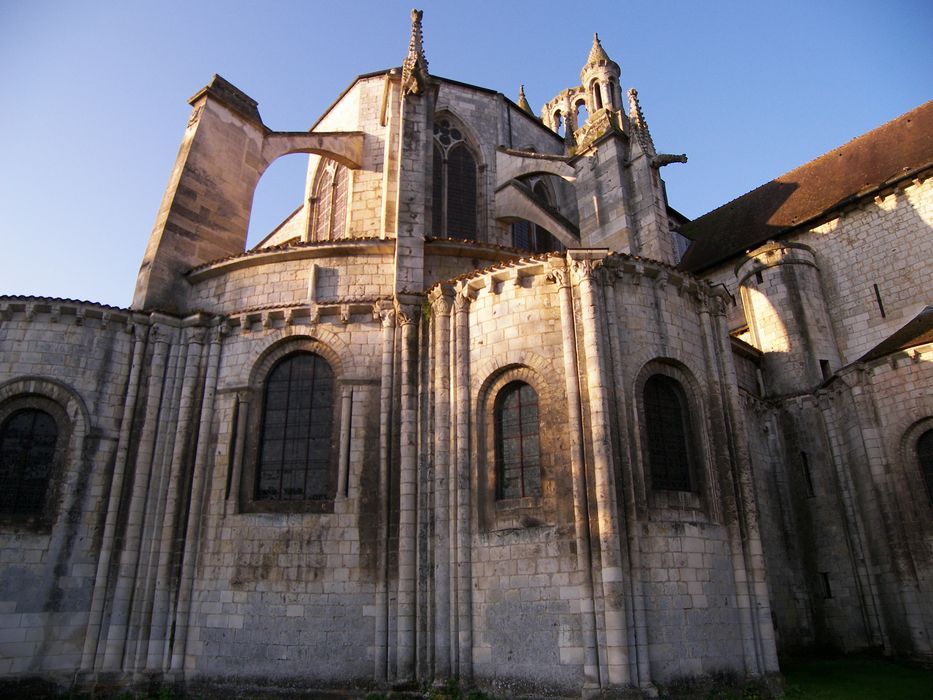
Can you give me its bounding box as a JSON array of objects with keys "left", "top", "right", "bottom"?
[
  {"left": 627, "top": 88, "right": 656, "bottom": 157},
  {"left": 401, "top": 8, "right": 430, "bottom": 95},
  {"left": 516, "top": 85, "right": 533, "bottom": 115}
]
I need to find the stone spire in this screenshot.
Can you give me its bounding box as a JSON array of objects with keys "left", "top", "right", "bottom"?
[
  {"left": 401, "top": 8, "right": 430, "bottom": 95},
  {"left": 587, "top": 33, "right": 611, "bottom": 66},
  {"left": 516, "top": 85, "right": 534, "bottom": 115}
]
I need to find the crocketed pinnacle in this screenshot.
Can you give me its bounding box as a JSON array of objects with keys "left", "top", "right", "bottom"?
[
  {"left": 401, "top": 8, "right": 430, "bottom": 95},
  {"left": 516, "top": 85, "right": 533, "bottom": 115},
  {"left": 628, "top": 88, "right": 656, "bottom": 155}
]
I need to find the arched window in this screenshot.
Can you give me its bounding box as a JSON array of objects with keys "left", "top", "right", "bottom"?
[
  {"left": 590, "top": 80, "right": 603, "bottom": 111},
  {"left": 0, "top": 409, "right": 58, "bottom": 515},
  {"left": 644, "top": 374, "right": 694, "bottom": 491},
  {"left": 310, "top": 160, "right": 349, "bottom": 241},
  {"left": 919, "top": 429, "right": 933, "bottom": 505},
  {"left": 606, "top": 77, "right": 618, "bottom": 109},
  {"left": 495, "top": 381, "right": 541, "bottom": 499},
  {"left": 432, "top": 118, "right": 477, "bottom": 240},
  {"left": 256, "top": 352, "right": 335, "bottom": 501},
  {"left": 510, "top": 181, "right": 565, "bottom": 253}
]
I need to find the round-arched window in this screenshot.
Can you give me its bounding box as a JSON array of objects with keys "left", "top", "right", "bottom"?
[{"left": 0, "top": 409, "right": 58, "bottom": 514}]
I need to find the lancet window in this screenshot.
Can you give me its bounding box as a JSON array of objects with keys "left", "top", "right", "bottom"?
[
  {"left": 432, "top": 118, "right": 478, "bottom": 240},
  {"left": 310, "top": 160, "right": 349, "bottom": 241}
]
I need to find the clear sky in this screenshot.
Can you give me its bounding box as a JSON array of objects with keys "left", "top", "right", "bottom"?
[{"left": 1, "top": 0, "right": 930, "bottom": 308}]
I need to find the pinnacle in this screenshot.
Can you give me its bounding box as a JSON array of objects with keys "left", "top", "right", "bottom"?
[
  {"left": 517, "top": 85, "right": 533, "bottom": 115},
  {"left": 587, "top": 32, "right": 611, "bottom": 65}
]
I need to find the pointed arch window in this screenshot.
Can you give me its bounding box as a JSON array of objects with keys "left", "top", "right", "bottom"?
[
  {"left": 256, "top": 352, "right": 335, "bottom": 501},
  {"left": 510, "top": 181, "right": 565, "bottom": 253},
  {"left": 0, "top": 409, "right": 58, "bottom": 515},
  {"left": 919, "top": 429, "right": 933, "bottom": 505},
  {"left": 432, "top": 118, "right": 478, "bottom": 240},
  {"left": 495, "top": 381, "right": 541, "bottom": 499},
  {"left": 310, "top": 160, "right": 349, "bottom": 241},
  {"left": 644, "top": 374, "right": 695, "bottom": 492}
]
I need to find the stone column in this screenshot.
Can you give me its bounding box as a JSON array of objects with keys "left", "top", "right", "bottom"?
[
  {"left": 599, "top": 263, "right": 653, "bottom": 689},
  {"left": 170, "top": 324, "right": 224, "bottom": 672},
  {"left": 571, "top": 258, "right": 630, "bottom": 687},
  {"left": 103, "top": 320, "right": 172, "bottom": 670},
  {"left": 147, "top": 326, "right": 207, "bottom": 670},
  {"left": 452, "top": 287, "right": 473, "bottom": 680},
  {"left": 374, "top": 301, "right": 396, "bottom": 680},
  {"left": 429, "top": 286, "right": 453, "bottom": 680},
  {"left": 81, "top": 321, "right": 148, "bottom": 671},
  {"left": 548, "top": 263, "right": 600, "bottom": 688},
  {"left": 396, "top": 302, "right": 420, "bottom": 679}
]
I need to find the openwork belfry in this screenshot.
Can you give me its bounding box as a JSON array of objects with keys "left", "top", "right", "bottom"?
[{"left": 1, "top": 9, "right": 931, "bottom": 698}]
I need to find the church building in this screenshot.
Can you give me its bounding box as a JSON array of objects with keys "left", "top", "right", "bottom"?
[{"left": 1, "top": 10, "right": 930, "bottom": 697}]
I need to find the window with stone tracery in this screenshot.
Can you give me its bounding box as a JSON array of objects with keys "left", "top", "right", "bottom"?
[
  {"left": 310, "top": 160, "right": 349, "bottom": 241},
  {"left": 432, "top": 118, "right": 478, "bottom": 240},
  {"left": 0, "top": 408, "right": 58, "bottom": 515},
  {"left": 495, "top": 381, "right": 541, "bottom": 499},
  {"left": 256, "top": 352, "right": 335, "bottom": 501}
]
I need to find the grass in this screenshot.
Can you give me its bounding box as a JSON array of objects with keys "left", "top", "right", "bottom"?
[{"left": 782, "top": 654, "right": 933, "bottom": 699}]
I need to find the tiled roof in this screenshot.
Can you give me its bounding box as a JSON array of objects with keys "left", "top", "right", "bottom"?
[{"left": 678, "top": 101, "right": 933, "bottom": 273}]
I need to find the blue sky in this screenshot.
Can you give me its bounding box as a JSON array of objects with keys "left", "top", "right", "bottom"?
[{"left": 1, "top": 0, "right": 930, "bottom": 307}]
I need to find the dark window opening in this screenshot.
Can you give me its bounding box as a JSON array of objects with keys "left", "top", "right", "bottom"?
[
  {"left": 591, "top": 80, "right": 603, "bottom": 111},
  {"left": 0, "top": 409, "right": 58, "bottom": 515},
  {"left": 256, "top": 352, "right": 335, "bottom": 501},
  {"left": 918, "top": 429, "right": 933, "bottom": 506},
  {"left": 644, "top": 374, "right": 695, "bottom": 492},
  {"left": 495, "top": 381, "right": 541, "bottom": 499},
  {"left": 755, "top": 270, "right": 764, "bottom": 284},
  {"left": 819, "top": 359, "right": 832, "bottom": 381}
]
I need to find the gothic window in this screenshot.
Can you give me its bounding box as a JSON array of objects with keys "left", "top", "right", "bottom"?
[
  {"left": 432, "top": 119, "right": 477, "bottom": 240},
  {"left": 495, "top": 381, "right": 541, "bottom": 499},
  {"left": 256, "top": 352, "right": 335, "bottom": 501},
  {"left": 310, "top": 160, "right": 349, "bottom": 241},
  {"left": 510, "top": 181, "right": 565, "bottom": 253},
  {"left": 644, "top": 374, "right": 695, "bottom": 492},
  {"left": 0, "top": 409, "right": 58, "bottom": 515},
  {"left": 919, "top": 428, "right": 933, "bottom": 505}
]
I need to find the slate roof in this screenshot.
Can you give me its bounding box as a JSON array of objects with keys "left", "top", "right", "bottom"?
[{"left": 678, "top": 101, "right": 933, "bottom": 273}]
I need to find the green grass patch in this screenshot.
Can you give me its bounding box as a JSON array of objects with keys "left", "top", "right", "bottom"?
[{"left": 782, "top": 654, "right": 933, "bottom": 699}]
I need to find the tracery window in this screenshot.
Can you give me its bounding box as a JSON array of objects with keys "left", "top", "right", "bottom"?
[
  {"left": 0, "top": 409, "right": 58, "bottom": 515},
  {"left": 432, "top": 118, "right": 477, "bottom": 240},
  {"left": 919, "top": 428, "right": 933, "bottom": 505},
  {"left": 495, "top": 381, "right": 541, "bottom": 499},
  {"left": 310, "top": 160, "right": 349, "bottom": 241},
  {"left": 256, "top": 352, "right": 335, "bottom": 501},
  {"left": 644, "top": 374, "right": 695, "bottom": 492},
  {"left": 511, "top": 181, "right": 565, "bottom": 253}
]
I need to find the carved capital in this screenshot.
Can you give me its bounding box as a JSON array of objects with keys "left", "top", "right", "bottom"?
[
  {"left": 570, "top": 259, "right": 595, "bottom": 286},
  {"left": 428, "top": 286, "right": 453, "bottom": 316},
  {"left": 395, "top": 301, "right": 419, "bottom": 327},
  {"left": 373, "top": 299, "right": 395, "bottom": 327},
  {"left": 546, "top": 267, "right": 570, "bottom": 289}
]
